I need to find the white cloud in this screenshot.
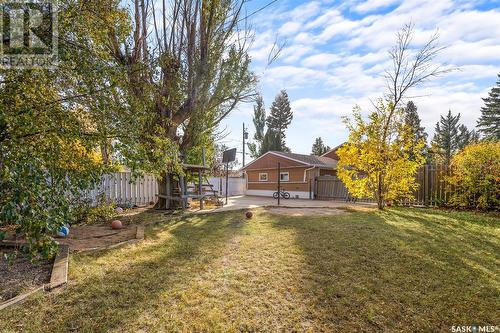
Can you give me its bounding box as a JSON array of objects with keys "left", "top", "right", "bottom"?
[
  {"left": 278, "top": 22, "right": 302, "bottom": 36},
  {"left": 301, "top": 53, "right": 341, "bottom": 67},
  {"left": 279, "top": 45, "right": 315, "bottom": 64},
  {"left": 223, "top": 0, "right": 500, "bottom": 154},
  {"left": 354, "top": 0, "right": 401, "bottom": 13},
  {"left": 409, "top": 86, "right": 489, "bottom": 135},
  {"left": 262, "top": 65, "right": 330, "bottom": 89}
]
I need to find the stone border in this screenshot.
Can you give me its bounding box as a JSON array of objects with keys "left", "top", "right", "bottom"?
[
  {"left": 0, "top": 244, "right": 69, "bottom": 311},
  {"left": 73, "top": 225, "right": 145, "bottom": 253}
]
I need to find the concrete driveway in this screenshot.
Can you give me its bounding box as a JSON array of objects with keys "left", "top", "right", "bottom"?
[{"left": 198, "top": 195, "right": 373, "bottom": 213}]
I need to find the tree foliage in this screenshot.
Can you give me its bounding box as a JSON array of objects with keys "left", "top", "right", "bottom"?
[
  {"left": 247, "top": 95, "right": 266, "bottom": 158},
  {"left": 1, "top": 0, "right": 258, "bottom": 255},
  {"left": 430, "top": 110, "right": 478, "bottom": 164},
  {"left": 264, "top": 90, "right": 293, "bottom": 153},
  {"left": 311, "top": 137, "right": 330, "bottom": 156},
  {"left": 0, "top": 1, "right": 133, "bottom": 257},
  {"left": 337, "top": 104, "right": 425, "bottom": 205},
  {"left": 403, "top": 101, "right": 428, "bottom": 160},
  {"left": 447, "top": 141, "right": 500, "bottom": 210},
  {"left": 430, "top": 110, "right": 460, "bottom": 165},
  {"left": 477, "top": 74, "right": 500, "bottom": 141},
  {"left": 106, "top": 0, "right": 257, "bottom": 208},
  {"left": 337, "top": 23, "right": 448, "bottom": 209}
]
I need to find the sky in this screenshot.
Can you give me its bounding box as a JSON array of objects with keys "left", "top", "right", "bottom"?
[{"left": 218, "top": 0, "right": 500, "bottom": 166}]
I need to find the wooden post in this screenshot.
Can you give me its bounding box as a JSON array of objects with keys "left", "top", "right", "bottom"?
[
  {"left": 225, "top": 162, "right": 229, "bottom": 205},
  {"left": 165, "top": 174, "right": 171, "bottom": 210},
  {"left": 198, "top": 169, "right": 204, "bottom": 210},
  {"left": 277, "top": 162, "right": 281, "bottom": 206},
  {"left": 179, "top": 174, "right": 186, "bottom": 209}
]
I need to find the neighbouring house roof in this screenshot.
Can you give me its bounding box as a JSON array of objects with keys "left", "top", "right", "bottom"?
[
  {"left": 320, "top": 143, "right": 346, "bottom": 159},
  {"left": 241, "top": 151, "right": 337, "bottom": 170}
]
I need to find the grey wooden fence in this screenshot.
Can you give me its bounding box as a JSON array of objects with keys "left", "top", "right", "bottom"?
[
  {"left": 84, "top": 172, "right": 158, "bottom": 206},
  {"left": 314, "top": 165, "right": 452, "bottom": 206}
]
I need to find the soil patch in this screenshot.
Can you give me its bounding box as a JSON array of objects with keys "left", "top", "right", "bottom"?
[
  {"left": 58, "top": 224, "right": 139, "bottom": 251},
  {"left": 266, "top": 207, "right": 348, "bottom": 217},
  {"left": 0, "top": 248, "right": 52, "bottom": 302}
]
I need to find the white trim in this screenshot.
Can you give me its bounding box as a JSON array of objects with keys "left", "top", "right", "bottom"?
[
  {"left": 248, "top": 181, "right": 306, "bottom": 184},
  {"left": 279, "top": 172, "right": 289, "bottom": 182},
  {"left": 246, "top": 190, "right": 310, "bottom": 199},
  {"left": 258, "top": 172, "right": 268, "bottom": 182}
]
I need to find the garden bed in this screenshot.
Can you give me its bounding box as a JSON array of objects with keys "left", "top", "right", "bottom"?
[
  {"left": 0, "top": 247, "right": 53, "bottom": 303},
  {"left": 58, "top": 224, "right": 143, "bottom": 252}
]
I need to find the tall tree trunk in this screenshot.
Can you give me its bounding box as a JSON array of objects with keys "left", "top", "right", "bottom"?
[
  {"left": 155, "top": 173, "right": 183, "bottom": 210},
  {"left": 377, "top": 173, "right": 384, "bottom": 209}
]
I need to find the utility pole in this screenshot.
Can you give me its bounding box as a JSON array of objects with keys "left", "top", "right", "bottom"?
[
  {"left": 242, "top": 123, "right": 248, "bottom": 167},
  {"left": 277, "top": 162, "right": 281, "bottom": 206}
]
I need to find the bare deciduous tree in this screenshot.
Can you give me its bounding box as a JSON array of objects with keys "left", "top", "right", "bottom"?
[
  {"left": 340, "top": 23, "right": 453, "bottom": 209},
  {"left": 107, "top": 0, "right": 258, "bottom": 208}
]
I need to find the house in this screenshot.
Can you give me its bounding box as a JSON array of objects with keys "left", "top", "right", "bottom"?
[
  {"left": 320, "top": 143, "right": 345, "bottom": 160},
  {"left": 241, "top": 151, "right": 338, "bottom": 198}
]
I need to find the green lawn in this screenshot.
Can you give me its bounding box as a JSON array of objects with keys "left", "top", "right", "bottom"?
[{"left": 1, "top": 207, "right": 499, "bottom": 332}]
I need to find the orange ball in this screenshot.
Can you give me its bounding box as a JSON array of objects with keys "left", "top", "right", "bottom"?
[
  {"left": 245, "top": 211, "right": 253, "bottom": 219},
  {"left": 111, "top": 220, "right": 123, "bottom": 230}
]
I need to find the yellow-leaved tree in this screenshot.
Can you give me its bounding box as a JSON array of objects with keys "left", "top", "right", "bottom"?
[
  {"left": 337, "top": 103, "right": 425, "bottom": 208},
  {"left": 337, "top": 23, "right": 451, "bottom": 209}
]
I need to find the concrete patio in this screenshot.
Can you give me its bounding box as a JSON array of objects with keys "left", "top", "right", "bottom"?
[{"left": 197, "top": 195, "right": 374, "bottom": 213}]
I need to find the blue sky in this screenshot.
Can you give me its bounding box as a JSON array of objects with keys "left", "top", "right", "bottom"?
[{"left": 219, "top": 0, "right": 500, "bottom": 165}]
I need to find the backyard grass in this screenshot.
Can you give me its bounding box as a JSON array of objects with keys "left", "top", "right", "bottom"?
[{"left": 0, "top": 207, "right": 498, "bottom": 332}]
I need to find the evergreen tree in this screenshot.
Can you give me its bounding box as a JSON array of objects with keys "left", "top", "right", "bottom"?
[
  {"left": 477, "top": 74, "right": 500, "bottom": 141},
  {"left": 457, "top": 125, "right": 479, "bottom": 150},
  {"left": 431, "top": 110, "right": 460, "bottom": 165},
  {"left": 404, "top": 101, "right": 428, "bottom": 160},
  {"left": 311, "top": 137, "right": 330, "bottom": 155},
  {"left": 247, "top": 95, "right": 266, "bottom": 158},
  {"left": 266, "top": 90, "right": 293, "bottom": 151}
]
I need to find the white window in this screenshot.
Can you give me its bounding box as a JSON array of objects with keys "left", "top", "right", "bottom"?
[
  {"left": 280, "top": 172, "right": 289, "bottom": 182},
  {"left": 259, "top": 173, "right": 268, "bottom": 182}
]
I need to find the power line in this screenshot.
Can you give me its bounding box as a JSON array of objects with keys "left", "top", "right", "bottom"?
[{"left": 237, "top": 0, "right": 281, "bottom": 23}]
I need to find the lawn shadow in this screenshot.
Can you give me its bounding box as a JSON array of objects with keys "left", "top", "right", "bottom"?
[
  {"left": 269, "top": 208, "right": 500, "bottom": 332},
  {"left": 0, "top": 210, "right": 246, "bottom": 332}
]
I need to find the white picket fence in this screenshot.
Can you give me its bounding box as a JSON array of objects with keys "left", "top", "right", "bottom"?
[
  {"left": 84, "top": 172, "right": 158, "bottom": 206},
  {"left": 83, "top": 173, "right": 246, "bottom": 207}
]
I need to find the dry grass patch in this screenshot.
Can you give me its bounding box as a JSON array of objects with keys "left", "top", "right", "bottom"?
[
  {"left": 266, "top": 207, "right": 348, "bottom": 216},
  {"left": 0, "top": 208, "right": 498, "bottom": 332}
]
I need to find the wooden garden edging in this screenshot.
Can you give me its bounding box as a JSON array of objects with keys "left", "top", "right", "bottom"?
[
  {"left": 1, "top": 225, "right": 145, "bottom": 311},
  {"left": 0, "top": 244, "right": 69, "bottom": 311},
  {"left": 73, "top": 225, "right": 145, "bottom": 253}
]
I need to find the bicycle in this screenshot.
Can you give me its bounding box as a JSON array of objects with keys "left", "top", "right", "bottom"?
[{"left": 273, "top": 189, "right": 290, "bottom": 199}]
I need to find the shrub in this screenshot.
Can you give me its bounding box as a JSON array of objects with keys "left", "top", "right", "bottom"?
[
  {"left": 447, "top": 141, "right": 500, "bottom": 210},
  {"left": 73, "top": 197, "right": 117, "bottom": 225}
]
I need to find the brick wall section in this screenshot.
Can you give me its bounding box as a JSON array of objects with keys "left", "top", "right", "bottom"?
[{"left": 246, "top": 167, "right": 312, "bottom": 192}]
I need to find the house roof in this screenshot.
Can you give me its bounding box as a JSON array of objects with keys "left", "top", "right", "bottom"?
[
  {"left": 320, "top": 142, "right": 346, "bottom": 158},
  {"left": 241, "top": 151, "right": 337, "bottom": 170},
  {"left": 271, "top": 151, "right": 338, "bottom": 167}
]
